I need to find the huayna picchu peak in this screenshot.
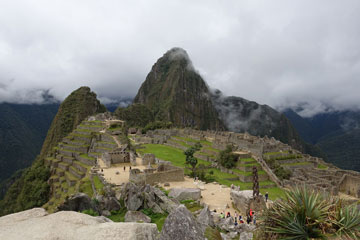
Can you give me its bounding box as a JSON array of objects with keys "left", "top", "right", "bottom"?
[{"left": 133, "top": 47, "right": 225, "bottom": 131}]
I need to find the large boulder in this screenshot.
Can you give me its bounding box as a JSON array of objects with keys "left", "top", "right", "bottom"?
[
  {"left": 159, "top": 205, "right": 204, "bottom": 240},
  {"left": 168, "top": 188, "right": 201, "bottom": 201},
  {"left": 231, "top": 190, "right": 266, "bottom": 214},
  {"left": 125, "top": 211, "right": 151, "bottom": 223},
  {"left": 0, "top": 208, "right": 159, "bottom": 240},
  {"left": 122, "top": 182, "right": 144, "bottom": 211},
  {"left": 197, "top": 205, "right": 215, "bottom": 230},
  {"left": 58, "top": 193, "right": 96, "bottom": 212}
]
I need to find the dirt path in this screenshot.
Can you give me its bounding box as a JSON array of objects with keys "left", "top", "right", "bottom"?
[{"left": 163, "top": 177, "right": 241, "bottom": 216}]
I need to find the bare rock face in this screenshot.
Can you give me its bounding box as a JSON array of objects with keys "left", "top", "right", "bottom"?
[
  {"left": 197, "top": 204, "right": 215, "bottom": 230},
  {"left": 168, "top": 188, "right": 201, "bottom": 201},
  {"left": 160, "top": 205, "right": 204, "bottom": 240},
  {"left": 0, "top": 208, "right": 159, "bottom": 240},
  {"left": 231, "top": 190, "right": 266, "bottom": 214},
  {"left": 125, "top": 211, "right": 151, "bottom": 223},
  {"left": 58, "top": 193, "right": 96, "bottom": 212},
  {"left": 122, "top": 182, "right": 178, "bottom": 214}
]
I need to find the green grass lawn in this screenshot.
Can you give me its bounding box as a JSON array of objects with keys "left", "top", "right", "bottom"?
[
  {"left": 263, "top": 151, "right": 289, "bottom": 156},
  {"left": 317, "top": 163, "right": 328, "bottom": 169},
  {"left": 137, "top": 144, "right": 285, "bottom": 200},
  {"left": 93, "top": 175, "right": 104, "bottom": 193}
]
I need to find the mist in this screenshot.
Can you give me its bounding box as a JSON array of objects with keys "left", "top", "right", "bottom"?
[{"left": 0, "top": 0, "right": 360, "bottom": 117}]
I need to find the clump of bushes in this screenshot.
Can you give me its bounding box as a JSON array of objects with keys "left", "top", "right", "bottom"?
[
  {"left": 142, "top": 121, "right": 172, "bottom": 134},
  {"left": 265, "top": 158, "right": 291, "bottom": 180},
  {"left": 217, "top": 145, "right": 238, "bottom": 169}
]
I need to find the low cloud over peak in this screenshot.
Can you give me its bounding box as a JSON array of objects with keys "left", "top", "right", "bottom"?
[{"left": 0, "top": 0, "right": 360, "bottom": 115}]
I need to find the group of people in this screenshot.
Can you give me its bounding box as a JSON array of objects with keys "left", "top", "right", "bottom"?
[
  {"left": 217, "top": 209, "right": 256, "bottom": 226},
  {"left": 123, "top": 166, "right": 132, "bottom": 171}
]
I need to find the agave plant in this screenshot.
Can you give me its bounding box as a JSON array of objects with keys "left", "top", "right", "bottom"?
[
  {"left": 265, "top": 186, "right": 331, "bottom": 240},
  {"left": 333, "top": 203, "right": 360, "bottom": 239}
]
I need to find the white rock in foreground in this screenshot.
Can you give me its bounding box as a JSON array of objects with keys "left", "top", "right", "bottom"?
[{"left": 0, "top": 208, "right": 159, "bottom": 240}]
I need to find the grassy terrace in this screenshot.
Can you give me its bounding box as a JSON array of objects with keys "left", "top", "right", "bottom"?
[
  {"left": 79, "top": 124, "right": 103, "bottom": 128},
  {"left": 317, "top": 163, "right": 328, "bottom": 169},
  {"left": 80, "top": 153, "right": 95, "bottom": 160},
  {"left": 282, "top": 161, "right": 312, "bottom": 166},
  {"left": 232, "top": 168, "right": 266, "bottom": 176},
  {"left": 71, "top": 133, "right": 92, "bottom": 138},
  {"left": 97, "top": 141, "right": 116, "bottom": 145},
  {"left": 169, "top": 139, "right": 191, "bottom": 148},
  {"left": 138, "top": 144, "right": 285, "bottom": 200}
]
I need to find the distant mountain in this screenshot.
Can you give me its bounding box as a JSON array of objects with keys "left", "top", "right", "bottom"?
[
  {"left": 130, "top": 48, "right": 320, "bottom": 154},
  {"left": 133, "top": 48, "right": 225, "bottom": 131},
  {"left": 0, "top": 87, "right": 106, "bottom": 216},
  {"left": 0, "top": 103, "right": 59, "bottom": 185},
  {"left": 284, "top": 109, "right": 360, "bottom": 172}
]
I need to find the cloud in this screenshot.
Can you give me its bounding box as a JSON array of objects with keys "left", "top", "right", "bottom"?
[{"left": 0, "top": 0, "right": 359, "bottom": 116}]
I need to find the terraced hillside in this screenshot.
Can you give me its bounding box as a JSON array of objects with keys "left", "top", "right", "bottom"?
[
  {"left": 43, "top": 120, "right": 118, "bottom": 212},
  {"left": 134, "top": 134, "right": 282, "bottom": 199}
]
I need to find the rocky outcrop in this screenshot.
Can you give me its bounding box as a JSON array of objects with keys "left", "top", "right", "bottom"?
[
  {"left": 122, "top": 182, "right": 178, "bottom": 214},
  {"left": 125, "top": 211, "right": 151, "bottom": 223},
  {"left": 0, "top": 208, "right": 159, "bottom": 240},
  {"left": 168, "top": 188, "right": 201, "bottom": 201},
  {"left": 159, "top": 205, "right": 204, "bottom": 240},
  {"left": 58, "top": 193, "right": 96, "bottom": 212},
  {"left": 197, "top": 204, "right": 215, "bottom": 231},
  {"left": 231, "top": 190, "right": 266, "bottom": 214}
]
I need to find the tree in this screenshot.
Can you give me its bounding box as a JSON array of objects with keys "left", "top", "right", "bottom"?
[
  {"left": 218, "top": 145, "right": 238, "bottom": 168},
  {"left": 184, "top": 147, "right": 199, "bottom": 177}
]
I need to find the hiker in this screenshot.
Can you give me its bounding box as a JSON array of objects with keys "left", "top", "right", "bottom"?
[
  {"left": 226, "top": 212, "right": 231, "bottom": 218},
  {"left": 220, "top": 212, "right": 225, "bottom": 219},
  {"left": 101, "top": 169, "right": 103, "bottom": 172},
  {"left": 246, "top": 213, "right": 251, "bottom": 224},
  {"left": 124, "top": 166, "right": 126, "bottom": 171},
  {"left": 234, "top": 218, "right": 238, "bottom": 226},
  {"left": 130, "top": 166, "right": 132, "bottom": 170},
  {"left": 253, "top": 213, "right": 256, "bottom": 225},
  {"left": 234, "top": 211, "right": 238, "bottom": 221},
  {"left": 239, "top": 216, "right": 244, "bottom": 224},
  {"left": 249, "top": 209, "right": 253, "bottom": 218},
  {"left": 265, "top": 192, "right": 269, "bottom": 202}
]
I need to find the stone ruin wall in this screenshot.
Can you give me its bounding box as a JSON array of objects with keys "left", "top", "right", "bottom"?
[
  {"left": 129, "top": 164, "right": 184, "bottom": 185},
  {"left": 338, "top": 174, "right": 360, "bottom": 198}
]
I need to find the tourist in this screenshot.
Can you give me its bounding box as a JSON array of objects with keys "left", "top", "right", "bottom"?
[
  {"left": 220, "top": 212, "right": 225, "bottom": 219},
  {"left": 253, "top": 213, "right": 256, "bottom": 225},
  {"left": 249, "top": 209, "right": 253, "bottom": 218},
  {"left": 124, "top": 166, "right": 126, "bottom": 171},
  {"left": 101, "top": 169, "right": 103, "bottom": 172},
  {"left": 246, "top": 214, "right": 251, "bottom": 224},
  {"left": 226, "top": 212, "right": 231, "bottom": 218},
  {"left": 234, "top": 211, "right": 238, "bottom": 221},
  {"left": 265, "top": 192, "right": 269, "bottom": 202},
  {"left": 239, "top": 216, "right": 244, "bottom": 224},
  {"left": 234, "top": 219, "right": 238, "bottom": 227}
]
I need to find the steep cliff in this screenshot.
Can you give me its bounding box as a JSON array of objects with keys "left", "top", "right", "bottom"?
[
  {"left": 0, "top": 87, "right": 106, "bottom": 216},
  {"left": 133, "top": 48, "right": 225, "bottom": 130}
]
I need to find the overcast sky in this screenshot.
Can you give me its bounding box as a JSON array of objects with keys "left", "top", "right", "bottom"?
[{"left": 0, "top": 0, "right": 359, "bottom": 117}]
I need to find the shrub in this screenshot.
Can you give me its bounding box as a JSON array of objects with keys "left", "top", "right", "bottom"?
[
  {"left": 217, "top": 145, "right": 238, "bottom": 169},
  {"left": 82, "top": 209, "right": 99, "bottom": 217}
]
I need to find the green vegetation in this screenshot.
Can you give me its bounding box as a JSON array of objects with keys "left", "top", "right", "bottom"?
[
  {"left": 264, "top": 187, "right": 360, "bottom": 239},
  {"left": 82, "top": 209, "right": 99, "bottom": 216},
  {"left": 184, "top": 146, "right": 201, "bottom": 176},
  {"left": 180, "top": 200, "right": 203, "bottom": 212},
  {"left": 174, "top": 136, "right": 212, "bottom": 146},
  {"left": 317, "top": 163, "right": 328, "bottom": 169},
  {"left": 142, "top": 208, "right": 168, "bottom": 231},
  {"left": 204, "top": 227, "right": 222, "bottom": 240},
  {"left": 217, "top": 145, "right": 238, "bottom": 168},
  {"left": 93, "top": 175, "right": 104, "bottom": 194},
  {"left": 107, "top": 208, "right": 127, "bottom": 222},
  {"left": 265, "top": 158, "right": 292, "bottom": 180},
  {"left": 281, "top": 161, "right": 311, "bottom": 166},
  {"left": 142, "top": 121, "right": 173, "bottom": 134},
  {"left": 138, "top": 144, "right": 285, "bottom": 200},
  {"left": 79, "top": 177, "right": 93, "bottom": 197},
  {"left": 115, "top": 103, "right": 154, "bottom": 128}
]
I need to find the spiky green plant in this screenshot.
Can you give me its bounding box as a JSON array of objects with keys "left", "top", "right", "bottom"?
[
  {"left": 333, "top": 203, "right": 360, "bottom": 239},
  {"left": 265, "top": 186, "right": 331, "bottom": 240}
]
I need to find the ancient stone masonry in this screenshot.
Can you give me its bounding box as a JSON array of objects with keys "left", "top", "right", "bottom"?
[
  {"left": 102, "top": 148, "right": 130, "bottom": 168},
  {"left": 131, "top": 127, "right": 360, "bottom": 198},
  {"left": 129, "top": 163, "right": 184, "bottom": 185}
]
